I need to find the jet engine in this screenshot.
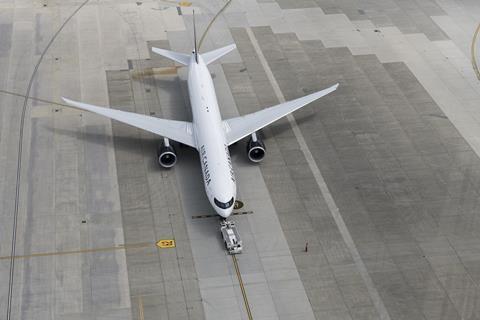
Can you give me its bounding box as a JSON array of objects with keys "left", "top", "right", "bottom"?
[
  {"left": 157, "top": 138, "right": 177, "bottom": 168},
  {"left": 246, "top": 132, "right": 266, "bottom": 163}
]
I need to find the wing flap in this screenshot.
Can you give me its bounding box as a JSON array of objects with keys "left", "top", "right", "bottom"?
[
  {"left": 224, "top": 84, "right": 338, "bottom": 145},
  {"left": 62, "top": 97, "right": 196, "bottom": 148}
]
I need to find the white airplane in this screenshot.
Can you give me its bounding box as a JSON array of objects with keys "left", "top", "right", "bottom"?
[{"left": 62, "top": 21, "right": 338, "bottom": 218}]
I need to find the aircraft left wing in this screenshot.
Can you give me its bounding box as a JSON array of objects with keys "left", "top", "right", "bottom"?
[
  {"left": 224, "top": 83, "right": 338, "bottom": 145},
  {"left": 62, "top": 97, "right": 196, "bottom": 148}
]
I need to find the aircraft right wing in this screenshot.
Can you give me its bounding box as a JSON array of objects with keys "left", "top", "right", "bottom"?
[
  {"left": 224, "top": 83, "right": 338, "bottom": 145},
  {"left": 62, "top": 97, "right": 196, "bottom": 148}
]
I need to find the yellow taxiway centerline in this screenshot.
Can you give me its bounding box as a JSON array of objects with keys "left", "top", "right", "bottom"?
[
  {"left": 138, "top": 296, "right": 145, "bottom": 320},
  {"left": 0, "top": 242, "right": 152, "bottom": 260},
  {"left": 232, "top": 254, "right": 253, "bottom": 320},
  {"left": 198, "top": 0, "right": 233, "bottom": 50},
  {"left": 471, "top": 23, "right": 480, "bottom": 80}
]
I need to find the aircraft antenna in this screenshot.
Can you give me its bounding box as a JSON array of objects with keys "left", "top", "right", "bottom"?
[{"left": 193, "top": 10, "right": 198, "bottom": 63}]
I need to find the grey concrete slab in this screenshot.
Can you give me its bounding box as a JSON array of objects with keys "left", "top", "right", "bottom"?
[
  {"left": 172, "top": 60, "right": 316, "bottom": 319},
  {"left": 0, "top": 3, "right": 135, "bottom": 319},
  {"left": 107, "top": 65, "right": 205, "bottom": 320},
  {"left": 3, "top": 1, "right": 480, "bottom": 319},
  {"left": 228, "top": 17, "right": 480, "bottom": 319}
]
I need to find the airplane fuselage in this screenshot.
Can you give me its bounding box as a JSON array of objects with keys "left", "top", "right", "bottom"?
[
  {"left": 187, "top": 54, "right": 236, "bottom": 217},
  {"left": 62, "top": 45, "right": 338, "bottom": 219}
]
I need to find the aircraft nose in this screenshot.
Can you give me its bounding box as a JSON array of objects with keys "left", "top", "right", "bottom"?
[
  {"left": 217, "top": 208, "right": 233, "bottom": 218},
  {"left": 212, "top": 196, "right": 235, "bottom": 218}
]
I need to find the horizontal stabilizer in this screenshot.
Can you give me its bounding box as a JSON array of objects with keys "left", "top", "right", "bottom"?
[
  {"left": 62, "top": 97, "right": 196, "bottom": 148},
  {"left": 151, "top": 47, "right": 191, "bottom": 66},
  {"left": 201, "top": 44, "right": 236, "bottom": 65},
  {"left": 224, "top": 84, "right": 339, "bottom": 145}
]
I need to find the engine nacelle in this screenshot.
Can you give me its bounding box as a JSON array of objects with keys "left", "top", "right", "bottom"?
[
  {"left": 157, "top": 138, "right": 177, "bottom": 168},
  {"left": 247, "top": 133, "right": 266, "bottom": 163}
]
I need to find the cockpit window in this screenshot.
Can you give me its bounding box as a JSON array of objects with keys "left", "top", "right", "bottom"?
[{"left": 214, "top": 197, "right": 234, "bottom": 209}]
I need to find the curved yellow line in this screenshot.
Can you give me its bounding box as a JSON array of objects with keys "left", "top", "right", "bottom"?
[
  {"left": 471, "top": 23, "right": 480, "bottom": 81},
  {"left": 198, "top": 0, "right": 233, "bottom": 50}
]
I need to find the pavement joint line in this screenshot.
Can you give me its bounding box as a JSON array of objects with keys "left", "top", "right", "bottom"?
[
  {"left": 245, "top": 27, "right": 392, "bottom": 320},
  {"left": 471, "top": 23, "right": 480, "bottom": 80},
  {"left": 232, "top": 255, "right": 253, "bottom": 320},
  {"left": 0, "top": 242, "right": 152, "bottom": 260}
]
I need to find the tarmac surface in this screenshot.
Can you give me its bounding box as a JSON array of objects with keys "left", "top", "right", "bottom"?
[{"left": 1, "top": 0, "right": 480, "bottom": 319}]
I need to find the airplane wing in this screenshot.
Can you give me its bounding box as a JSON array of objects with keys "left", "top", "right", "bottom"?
[
  {"left": 62, "top": 97, "right": 196, "bottom": 148},
  {"left": 224, "top": 83, "right": 338, "bottom": 145}
]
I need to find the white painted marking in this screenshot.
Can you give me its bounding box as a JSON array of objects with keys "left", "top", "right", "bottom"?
[{"left": 246, "top": 27, "right": 392, "bottom": 320}]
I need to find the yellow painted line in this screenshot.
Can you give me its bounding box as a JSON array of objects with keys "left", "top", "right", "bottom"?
[
  {"left": 157, "top": 0, "right": 192, "bottom": 8},
  {"left": 0, "top": 89, "right": 72, "bottom": 109},
  {"left": 138, "top": 296, "right": 145, "bottom": 320},
  {"left": 472, "top": 23, "right": 480, "bottom": 80},
  {"left": 0, "top": 242, "right": 152, "bottom": 260},
  {"left": 198, "top": 0, "right": 233, "bottom": 50},
  {"left": 232, "top": 255, "right": 253, "bottom": 320},
  {"left": 156, "top": 239, "right": 176, "bottom": 248}
]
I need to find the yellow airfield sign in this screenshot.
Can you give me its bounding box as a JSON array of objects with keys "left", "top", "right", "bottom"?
[{"left": 156, "top": 239, "right": 176, "bottom": 248}]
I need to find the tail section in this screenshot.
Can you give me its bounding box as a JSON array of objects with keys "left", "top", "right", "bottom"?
[
  {"left": 202, "top": 44, "right": 237, "bottom": 65},
  {"left": 151, "top": 10, "right": 198, "bottom": 65},
  {"left": 151, "top": 44, "right": 237, "bottom": 66},
  {"left": 151, "top": 47, "right": 190, "bottom": 66},
  {"left": 151, "top": 10, "right": 236, "bottom": 66}
]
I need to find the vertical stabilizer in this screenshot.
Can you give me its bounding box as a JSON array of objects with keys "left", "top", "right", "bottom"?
[{"left": 193, "top": 10, "right": 198, "bottom": 63}]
